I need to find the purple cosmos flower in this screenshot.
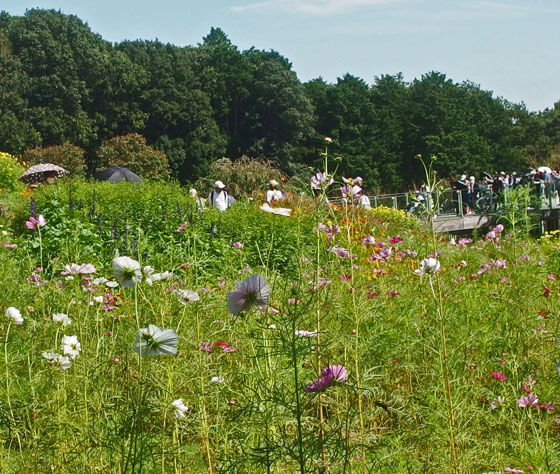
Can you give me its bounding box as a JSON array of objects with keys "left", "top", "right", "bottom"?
[
  {"left": 25, "top": 215, "right": 46, "bottom": 230},
  {"left": 389, "top": 236, "right": 403, "bottom": 244},
  {"left": 340, "top": 183, "right": 362, "bottom": 201},
  {"left": 233, "top": 242, "right": 244, "bottom": 249},
  {"left": 227, "top": 274, "right": 270, "bottom": 316},
  {"left": 311, "top": 172, "right": 334, "bottom": 190},
  {"left": 305, "top": 364, "right": 348, "bottom": 392},
  {"left": 362, "top": 235, "right": 375, "bottom": 246}
]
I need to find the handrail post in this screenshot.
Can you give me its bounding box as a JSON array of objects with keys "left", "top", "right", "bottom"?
[{"left": 457, "top": 191, "right": 464, "bottom": 218}]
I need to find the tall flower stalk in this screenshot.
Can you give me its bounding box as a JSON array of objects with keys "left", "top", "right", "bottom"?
[{"left": 417, "top": 154, "right": 460, "bottom": 470}]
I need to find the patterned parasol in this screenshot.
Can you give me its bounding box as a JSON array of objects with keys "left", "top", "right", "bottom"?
[{"left": 19, "top": 164, "right": 69, "bottom": 184}]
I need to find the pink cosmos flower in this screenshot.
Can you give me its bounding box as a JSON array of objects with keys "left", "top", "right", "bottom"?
[
  {"left": 491, "top": 396, "right": 505, "bottom": 409},
  {"left": 2, "top": 243, "right": 17, "bottom": 249},
  {"left": 25, "top": 215, "right": 46, "bottom": 230},
  {"left": 387, "top": 291, "right": 399, "bottom": 297},
  {"left": 176, "top": 221, "right": 190, "bottom": 232},
  {"left": 233, "top": 242, "right": 244, "bottom": 249},
  {"left": 61, "top": 263, "right": 96, "bottom": 275},
  {"left": 389, "top": 236, "right": 403, "bottom": 244},
  {"left": 492, "top": 371, "right": 507, "bottom": 381},
  {"left": 324, "top": 136, "right": 333, "bottom": 144},
  {"left": 362, "top": 235, "right": 375, "bottom": 246},
  {"left": 517, "top": 394, "right": 539, "bottom": 408},
  {"left": 504, "top": 467, "right": 523, "bottom": 473}
]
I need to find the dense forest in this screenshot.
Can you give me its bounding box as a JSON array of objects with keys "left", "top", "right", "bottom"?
[{"left": 0, "top": 9, "right": 558, "bottom": 191}]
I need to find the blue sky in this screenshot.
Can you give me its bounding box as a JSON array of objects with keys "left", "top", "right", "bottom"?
[{"left": 2, "top": 0, "right": 558, "bottom": 112}]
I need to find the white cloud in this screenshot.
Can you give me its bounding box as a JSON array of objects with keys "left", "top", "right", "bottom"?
[{"left": 232, "top": 0, "right": 403, "bottom": 15}]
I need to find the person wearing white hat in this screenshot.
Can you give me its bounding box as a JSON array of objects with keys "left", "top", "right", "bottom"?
[
  {"left": 266, "top": 179, "right": 284, "bottom": 203},
  {"left": 208, "top": 180, "right": 232, "bottom": 211}
]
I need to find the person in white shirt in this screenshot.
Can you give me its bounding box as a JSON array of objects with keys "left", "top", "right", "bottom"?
[
  {"left": 208, "top": 181, "right": 233, "bottom": 211},
  {"left": 266, "top": 180, "right": 284, "bottom": 203}
]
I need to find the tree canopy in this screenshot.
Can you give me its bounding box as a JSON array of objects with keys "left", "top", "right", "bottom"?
[{"left": 0, "top": 9, "right": 557, "bottom": 191}]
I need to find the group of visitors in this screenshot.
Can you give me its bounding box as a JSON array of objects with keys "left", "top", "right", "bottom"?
[
  {"left": 453, "top": 167, "right": 559, "bottom": 214},
  {"left": 189, "top": 179, "right": 287, "bottom": 212}
]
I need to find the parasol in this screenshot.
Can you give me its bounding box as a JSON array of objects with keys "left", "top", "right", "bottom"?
[
  {"left": 19, "top": 164, "right": 69, "bottom": 184},
  {"left": 537, "top": 166, "right": 552, "bottom": 174},
  {"left": 93, "top": 166, "right": 141, "bottom": 183}
]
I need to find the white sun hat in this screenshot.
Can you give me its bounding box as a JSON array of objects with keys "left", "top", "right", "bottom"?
[{"left": 213, "top": 180, "right": 226, "bottom": 189}]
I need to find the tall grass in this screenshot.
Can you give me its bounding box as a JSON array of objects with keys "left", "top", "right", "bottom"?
[{"left": 0, "top": 178, "right": 558, "bottom": 473}]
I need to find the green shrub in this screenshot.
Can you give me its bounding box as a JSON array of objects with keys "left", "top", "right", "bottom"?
[
  {"left": 97, "top": 134, "right": 171, "bottom": 180},
  {"left": 0, "top": 152, "right": 25, "bottom": 193},
  {"left": 21, "top": 142, "right": 87, "bottom": 175}
]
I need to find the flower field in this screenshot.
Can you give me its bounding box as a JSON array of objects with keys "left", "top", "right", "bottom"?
[{"left": 1, "top": 178, "right": 559, "bottom": 473}]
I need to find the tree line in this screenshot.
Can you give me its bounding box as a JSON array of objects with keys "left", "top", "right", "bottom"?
[{"left": 0, "top": 9, "right": 558, "bottom": 191}]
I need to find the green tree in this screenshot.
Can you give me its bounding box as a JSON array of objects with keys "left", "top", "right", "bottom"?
[
  {"left": 118, "top": 40, "right": 225, "bottom": 181},
  {"left": 238, "top": 49, "right": 314, "bottom": 172},
  {"left": 0, "top": 24, "right": 40, "bottom": 154}
]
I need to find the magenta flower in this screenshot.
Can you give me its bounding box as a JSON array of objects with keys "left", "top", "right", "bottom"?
[
  {"left": 491, "top": 371, "right": 507, "bottom": 381},
  {"left": 25, "top": 215, "right": 46, "bottom": 230},
  {"left": 389, "top": 236, "right": 403, "bottom": 244},
  {"left": 539, "top": 402, "right": 556, "bottom": 410},
  {"left": 517, "top": 394, "right": 539, "bottom": 408},
  {"left": 305, "top": 364, "right": 348, "bottom": 392},
  {"left": 227, "top": 274, "right": 270, "bottom": 316},
  {"left": 233, "top": 242, "right": 244, "bottom": 249},
  {"left": 362, "top": 235, "right": 375, "bottom": 246}
]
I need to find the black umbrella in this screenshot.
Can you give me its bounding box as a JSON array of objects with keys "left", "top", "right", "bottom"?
[
  {"left": 19, "top": 163, "right": 69, "bottom": 184},
  {"left": 450, "top": 180, "right": 468, "bottom": 191},
  {"left": 93, "top": 166, "right": 141, "bottom": 183}
]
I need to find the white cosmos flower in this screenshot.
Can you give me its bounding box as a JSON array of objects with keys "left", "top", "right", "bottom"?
[
  {"left": 211, "top": 376, "right": 225, "bottom": 383},
  {"left": 146, "top": 271, "right": 173, "bottom": 286},
  {"left": 171, "top": 398, "right": 189, "bottom": 418},
  {"left": 61, "top": 335, "right": 81, "bottom": 359},
  {"left": 42, "top": 352, "right": 72, "bottom": 371},
  {"left": 227, "top": 274, "right": 270, "bottom": 316},
  {"left": 52, "top": 313, "right": 72, "bottom": 326},
  {"left": 134, "top": 324, "right": 178, "bottom": 357},
  {"left": 106, "top": 281, "right": 119, "bottom": 288},
  {"left": 6, "top": 307, "right": 23, "bottom": 325},
  {"left": 295, "top": 329, "right": 318, "bottom": 338},
  {"left": 92, "top": 277, "right": 108, "bottom": 286},
  {"left": 112, "top": 256, "right": 142, "bottom": 287},
  {"left": 414, "top": 257, "right": 441, "bottom": 276},
  {"left": 175, "top": 289, "right": 200, "bottom": 304},
  {"left": 92, "top": 295, "right": 104, "bottom": 304}
]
